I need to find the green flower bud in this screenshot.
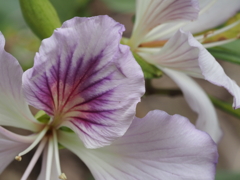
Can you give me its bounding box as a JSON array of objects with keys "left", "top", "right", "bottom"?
[{"left": 19, "top": 0, "right": 61, "bottom": 39}]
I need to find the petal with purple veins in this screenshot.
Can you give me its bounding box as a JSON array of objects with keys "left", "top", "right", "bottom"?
[
  {"left": 23, "top": 16, "right": 145, "bottom": 148},
  {"left": 59, "top": 110, "right": 218, "bottom": 180}
]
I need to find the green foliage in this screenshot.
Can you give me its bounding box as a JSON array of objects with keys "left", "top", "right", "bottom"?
[
  {"left": 100, "top": 0, "right": 135, "bottom": 13},
  {"left": 208, "top": 45, "right": 240, "bottom": 64},
  {"left": 35, "top": 110, "right": 50, "bottom": 123},
  {"left": 50, "top": 0, "right": 93, "bottom": 22},
  {"left": 132, "top": 52, "right": 162, "bottom": 79},
  {"left": 209, "top": 96, "right": 240, "bottom": 119},
  {"left": 19, "top": 0, "right": 61, "bottom": 39},
  {"left": 215, "top": 170, "right": 240, "bottom": 180}
]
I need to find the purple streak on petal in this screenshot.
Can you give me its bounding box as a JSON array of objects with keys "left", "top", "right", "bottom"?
[
  {"left": 23, "top": 16, "right": 145, "bottom": 148},
  {"left": 59, "top": 110, "right": 218, "bottom": 180}
]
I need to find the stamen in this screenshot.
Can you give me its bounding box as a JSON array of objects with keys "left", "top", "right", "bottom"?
[
  {"left": 203, "top": 38, "right": 237, "bottom": 48},
  {"left": 59, "top": 173, "right": 67, "bottom": 180},
  {"left": 15, "top": 156, "right": 22, "bottom": 161},
  {"left": 16, "top": 126, "right": 49, "bottom": 160},
  {"left": 21, "top": 138, "right": 47, "bottom": 180},
  {"left": 53, "top": 130, "right": 67, "bottom": 179},
  {"left": 195, "top": 20, "right": 240, "bottom": 42},
  {"left": 46, "top": 137, "right": 54, "bottom": 180}
]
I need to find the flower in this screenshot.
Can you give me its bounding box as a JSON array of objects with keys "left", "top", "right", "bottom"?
[
  {"left": 127, "top": 0, "right": 240, "bottom": 143},
  {"left": 0, "top": 15, "right": 144, "bottom": 179},
  {"left": 0, "top": 15, "right": 218, "bottom": 180}
]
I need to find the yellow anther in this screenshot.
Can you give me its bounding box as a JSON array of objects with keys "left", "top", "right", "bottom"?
[
  {"left": 59, "top": 173, "right": 67, "bottom": 180},
  {"left": 15, "top": 155, "right": 22, "bottom": 161}
]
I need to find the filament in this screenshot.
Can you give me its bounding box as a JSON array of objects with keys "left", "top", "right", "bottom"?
[
  {"left": 53, "top": 130, "right": 67, "bottom": 179},
  {"left": 46, "top": 137, "right": 54, "bottom": 180},
  {"left": 203, "top": 38, "right": 237, "bottom": 48},
  {"left": 17, "top": 126, "right": 49, "bottom": 158},
  {"left": 195, "top": 20, "right": 240, "bottom": 42},
  {"left": 20, "top": 138, "right": 47, "bottom": 180}
]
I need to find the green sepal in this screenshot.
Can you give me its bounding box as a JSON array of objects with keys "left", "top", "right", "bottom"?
[
  {"left": 132, "top": 52, "right": 162, "bottom": 79},
  {"left": 34, "top": 110, "right": 50, "bottom": 124},
  {"left": 209, "top": 96, "right": 240, "bottom": 119},
  {"left": 59, "top": 126, "right": 74, "bottom": 133},
  {"left": 19, "top": 0, "right": 61, "bottom": 39}
]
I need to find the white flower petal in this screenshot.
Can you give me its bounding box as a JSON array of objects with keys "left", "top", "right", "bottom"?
[
  {"left": 140, "top": 30, "right": 240, "bottom": 109},
  {"left": 145, "top": 0, "right": 240, "bottom": 41},
  {"left": 130, "top": 0, "right": 199, "bottom": 48},
  {"left": 59, "top": 110, "right": 218, "bottom": 180},
  {"left": 0, "top": 128, "right": 31, "bottom": 173},
  {"left": 183, "top": 0, "right": 240, "bottom": 34},
  {"left": 0, "top": 33, "right": 40, "bottom": 131},
  {"left": 162, "top": 68, "right": 222, "bottom": 143}
]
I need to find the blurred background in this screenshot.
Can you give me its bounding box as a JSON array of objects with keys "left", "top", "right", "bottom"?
[{"left": 0, "top": 0, "right": 240, "bottom": 179}]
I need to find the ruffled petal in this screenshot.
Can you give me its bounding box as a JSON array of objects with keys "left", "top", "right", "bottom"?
[
  {"left": 140, "top": 30, "right": 240, "bottom": 109},
  {"left": 129, "top": 0, "right": 199, "bottom": 48},
  {"left": 183, "top": 0, "right": 240, "bottom": 34},
  {"left": 59, "top": 110, "right": 218, "bottom": 180},
  {"left": 23, "top": 16, "right": 145, "bottom": 148},
  {"left": 0, "top": 33, "right": 40, "bottom": 131},
  {"left": 0, "top": 128, "right": 31, "bottom": 173},
  {"left": 162, "top": 68, "right": 222, "bottom": 143}
]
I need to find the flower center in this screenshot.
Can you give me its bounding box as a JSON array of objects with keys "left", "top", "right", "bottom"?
[{"left": 14, "top": 125, "right": 67, "bottom": 180}]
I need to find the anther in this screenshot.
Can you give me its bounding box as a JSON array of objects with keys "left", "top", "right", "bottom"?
[
  {"left": 15, "top": 155, "right": 22, "bottom": 161},
  {"left": 59, "top": 173, "right": 67, "bottom": 180}
]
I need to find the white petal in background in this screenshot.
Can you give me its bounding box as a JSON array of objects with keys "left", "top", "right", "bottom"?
[
  {"left": 183, "top": 0, "right": 240, "bottom": 34},
  {"left": 130, "top": 0, "right": 199, "bottom": 48},
  {"left": 0, "top": 129, "right": 30, "bottom": 174},
  {"left": 0, "top": 33, "right": 40, "bottom": 131},
  {"left": 163, "top": 68, "right": 222, "bottom": 143},
  {"left": 140, "top": 30, "right": 240, "bottom": 109},
  {"left": 59, "top": 110, "right": 218, "bottom": 180}
]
